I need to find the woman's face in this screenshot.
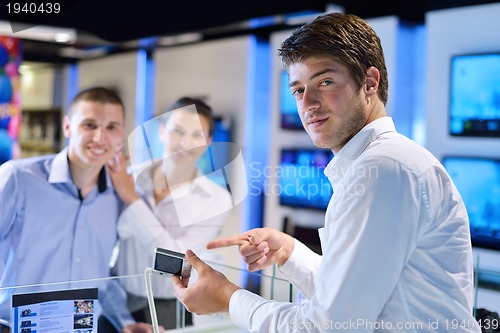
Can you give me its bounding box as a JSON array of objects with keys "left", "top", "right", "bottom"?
[{"left": 159, "top": 109, "right": 212, "bottom": 166}]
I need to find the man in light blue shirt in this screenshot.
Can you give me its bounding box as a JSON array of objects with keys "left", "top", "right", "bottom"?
[{"left": 0, "top": 87, "right": 155, "bottom": 333}]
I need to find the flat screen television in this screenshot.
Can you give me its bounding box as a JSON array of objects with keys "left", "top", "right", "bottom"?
[
  {"left": 279, "top": 148, "right": 334, "bottom": 211},
  {"left": 279, "top": 70, "right": 303, "bottom": 130},
  {"left": 197, "top": 116, "right": 232, "bottom": 187},
  {"left": 442, "top": 156, "right": 500, "bottom": 250},
  {"left": 449, "top": 52, "right": 500, "bottom": 137}
]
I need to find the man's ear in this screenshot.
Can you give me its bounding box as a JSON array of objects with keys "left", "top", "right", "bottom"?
[
  {"left": 62, "top": 115, "right": 71, "bottom": 138},
  {"left": 365, "top": 66, "right": 380, "bottom": 93}
]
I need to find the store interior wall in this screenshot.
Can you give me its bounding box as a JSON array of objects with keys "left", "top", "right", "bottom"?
[
  {"left": 425, "top": 2, "right": 500, "bottom": 311},
  {"left": 78, "top": 52, "right": 139, "bottom": 138}
]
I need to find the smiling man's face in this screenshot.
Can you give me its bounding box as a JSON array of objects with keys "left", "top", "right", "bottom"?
[{"left": 288, "top": 56, "right": 369, "bottom": 152}]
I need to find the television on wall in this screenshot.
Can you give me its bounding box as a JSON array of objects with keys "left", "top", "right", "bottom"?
[
  {"left": 278, "top": 148, "right": 334, "bottom": 211},
  {"left": 279, "top": 70, "right": 303, "bottom": 130},
  {"left": 197, "top": 116, "right": 232, "bottom": 188},
  {"left": 449, "top": 52, "right": 500, "bottom": 137},
  {"left": 442, "top": 156, "right": 500, "bottom": 251}
]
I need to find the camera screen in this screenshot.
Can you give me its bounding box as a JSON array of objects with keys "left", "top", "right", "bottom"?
[{"left": 154, "top": 252, "right": 183, "bottom": 276}]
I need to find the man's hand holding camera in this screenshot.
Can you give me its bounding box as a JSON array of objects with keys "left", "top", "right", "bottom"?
[
  {"left": 172, "top": 250, "right": 240, "bottom": 314},
  {"left": 172, "top": 228, "right": 295, "bottom": 314}
]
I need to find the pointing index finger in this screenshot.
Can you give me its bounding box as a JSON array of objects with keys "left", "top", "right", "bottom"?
[{"left": 207, "top": 234, "right": 250, "bottom": 249}]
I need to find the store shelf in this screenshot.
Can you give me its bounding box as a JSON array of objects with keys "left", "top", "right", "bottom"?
[{"left": 19, "top": 108, "right": 62, "bottom": 157}]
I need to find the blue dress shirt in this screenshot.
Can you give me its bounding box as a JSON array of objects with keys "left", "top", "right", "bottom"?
[{"left": 0, "top": 148, "right": 124, "bottom": 326}]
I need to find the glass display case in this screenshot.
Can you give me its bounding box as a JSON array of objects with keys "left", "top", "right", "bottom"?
[{"left": 0, "top": 260, "right": 293, "bottom": 333}]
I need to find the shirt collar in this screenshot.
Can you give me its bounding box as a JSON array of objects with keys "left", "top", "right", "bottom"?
[
  {"left": 324, "top": 116, "right": 397, "bottom": 186},
  {"left": 48, "top": 147, "right": 73, "bottom": 185},
  {"left": 48, "top": 147, "right": 109, "bottom": 193}
]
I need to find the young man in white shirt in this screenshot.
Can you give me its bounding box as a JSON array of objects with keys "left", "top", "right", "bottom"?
[{"left": 171, "top": 13, "right": 481, "bottom": 333}]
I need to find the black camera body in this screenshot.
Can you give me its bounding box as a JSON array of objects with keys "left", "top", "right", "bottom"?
[{"left": 152, "top": 248, "right": 192, "bottom": 278}]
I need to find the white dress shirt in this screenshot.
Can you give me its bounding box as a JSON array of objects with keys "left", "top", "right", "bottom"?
[
  {"left": 229, "top": 117, "right": 481, "bottom": 332},
  {"left": 115, "top": 168, "right": 232, "bottom": 304}
]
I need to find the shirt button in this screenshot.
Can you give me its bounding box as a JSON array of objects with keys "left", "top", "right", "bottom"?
[{"left": 75, "top": 257, "right": 80, "bottom": 262}]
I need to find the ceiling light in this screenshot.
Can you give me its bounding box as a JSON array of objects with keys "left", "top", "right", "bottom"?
[
  {"left": 54, "top": 33, "right": 73, "bottom": 43},
  {"left": 158, "top": 32, "right": 203, "bottom": 46}
]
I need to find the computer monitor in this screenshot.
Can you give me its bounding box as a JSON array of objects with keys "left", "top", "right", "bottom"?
[
  {"left": 197, "top": 116, "right": 232, "bottom": 187},
  {"left": 442, "top": 156, "right": 500, "bottom": 250},
  {"left": 278, "top": 148, "right": 334, "bottom": 211},
  {"left": 279, "top": 70, "right": 303, "bottom": 130},
  {"left": 449, "top": 52, "right": 500, "bottom": 137}
]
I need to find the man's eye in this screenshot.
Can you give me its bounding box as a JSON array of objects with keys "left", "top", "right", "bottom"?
[{"left": 320, "top": 80, "right": 333, "bottom": 86}]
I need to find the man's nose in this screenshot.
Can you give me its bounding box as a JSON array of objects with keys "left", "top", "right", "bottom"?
[{"left": 92, "top": 127, "right": 104, "bottom": 142}]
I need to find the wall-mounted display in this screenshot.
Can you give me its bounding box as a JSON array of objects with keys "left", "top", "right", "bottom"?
[
  {"left": 443, "top": 156, "right": 500, "bottom": 250},
  {"left": 279, "top": 70, "right": 303, "bottom": 130},
  {"left": 449, "top": 52, "right": 500, "bottom": 137},
  {"left": 197, "top": 115, "right": 232, "bottom": 188},
  {"left": 278, "top": 148, "right": 333, "bottom": 211}
]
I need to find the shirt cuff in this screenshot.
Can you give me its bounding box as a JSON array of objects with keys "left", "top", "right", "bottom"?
[
  {"left": 278, "top": 238, "right": 307, "bottom": 276},
  {"left": 229, "top": 289, "right": 266, "bottom": 330},
  {"left": 278, "top": 239, "right": 321, "bottom": 298},
  {"left": 125, "top": 197, "right": 148, "bottom": 214}
]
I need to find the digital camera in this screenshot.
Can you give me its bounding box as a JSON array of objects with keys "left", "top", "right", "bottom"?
[{"left": 152, "top": 248, "right": 192, "bottom": 278}]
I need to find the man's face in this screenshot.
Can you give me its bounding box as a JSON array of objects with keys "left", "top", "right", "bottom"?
[
  {"left": 159, "top": 109, "right": 212, "bottom": 167},
  {"left": 288, "top": 56, "right": 369, "bottom": 153},
  {"left": 63, "top": 100, "right": 125, "bottom": 169}
]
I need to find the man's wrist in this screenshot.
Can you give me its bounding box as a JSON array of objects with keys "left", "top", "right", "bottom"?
[
  {"left": 224, "top": 284, "right": 241, "bottom": 312},
  {"left": 277, "top": 234, "right": 295, "bottom": 267}
]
